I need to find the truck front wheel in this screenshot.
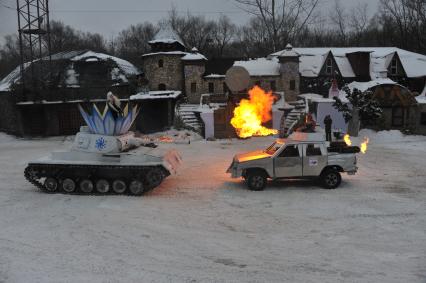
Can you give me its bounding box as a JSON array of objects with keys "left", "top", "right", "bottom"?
[
  {"left": 246, "top": 171, "right": 267, "bottom": 191},
  {"left": 321, "top": 169, "right": 341, "bottom": 189}
]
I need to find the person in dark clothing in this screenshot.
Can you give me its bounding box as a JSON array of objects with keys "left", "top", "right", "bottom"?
[{"left": 324, "top": 115, "right": 333, "bottom": 141}]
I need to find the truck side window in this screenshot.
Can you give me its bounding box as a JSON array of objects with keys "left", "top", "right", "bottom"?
[
  {"left": 306, "top": 144, "right": 322, "bottom": 156},
  {"left": 279, "top": 145, "right": 300, "bottom": 157}
]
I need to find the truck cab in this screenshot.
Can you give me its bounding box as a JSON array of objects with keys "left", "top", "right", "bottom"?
[{"left": 227, "top": 132, "right": 358, "bottom": 190}]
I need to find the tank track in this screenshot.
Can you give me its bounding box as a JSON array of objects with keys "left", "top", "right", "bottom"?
[{"left": 24, "top": 163, "right": 169, "bottom": 196}]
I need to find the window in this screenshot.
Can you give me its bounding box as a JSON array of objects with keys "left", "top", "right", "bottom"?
[
  {"left": 326, "top": 58, "right": 333, "bottom": 75},
  {"left": 158, "top": 83, "right": 166, "bottom": 90},
  {"left": 191, "top": 82, "right": 197, "bottom": 93},
  {"left": 208, "top": 82, "right": 214, "bottom": 93},
  {"left": 270, "top": 80, "right": 276, "bottom": 91},
  {"left": 390, "top": 58, "right": 398, "bottom": 75},
  {"left": 279, "top": 145, "right": 300, "bottom": 158},
  {"left": 306, "top": 144, "right": 322, "bottom": 156},
  {"left": 392, "top": 107, "right": 404, "bottom": 127},
  {"left": 158, "top": 59, "right": 164, "bottom": 68},
  {"left": 420, "top": 113, "right": 426, "bottom": 125},
  {"left": 265, "top": 141, "right": 283, "bottom": 155},
  {"left": 290, "top": 80, "right": 296, "bottom": 91}
]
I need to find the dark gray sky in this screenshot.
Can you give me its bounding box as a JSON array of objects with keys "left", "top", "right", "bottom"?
[{"left": 0, "top": 0, "right": 379, "bottom": 44}]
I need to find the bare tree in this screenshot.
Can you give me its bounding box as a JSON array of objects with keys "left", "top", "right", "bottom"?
[
  {"left": 234, "top": 0, "right": 320, "bottom": 52},
  {"left": 350, "top": 3, "right": 369, "bottom": 45},
  {"left": 212, "top": 15, "right": 237, "bottom": 57},
  {"left": 330, "top": 0, "right": 347, "bottom": 45}
]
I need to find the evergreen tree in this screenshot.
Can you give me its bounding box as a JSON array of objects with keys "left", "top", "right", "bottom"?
[{"left": 333, "top": 86, "right": 382, "bottom": 136}]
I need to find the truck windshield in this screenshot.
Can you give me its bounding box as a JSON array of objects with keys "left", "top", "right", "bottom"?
[{"left": 265, "top": 141, "right": 284, "bottom": 155}]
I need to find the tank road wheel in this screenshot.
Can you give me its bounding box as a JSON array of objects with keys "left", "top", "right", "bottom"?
[
  {"left": 145, "top": 168, "right": 165, "bottom": 190},
  {"left": 96, "top": 179, "right": 110, "bottom": 194},
  {"left": 321, "top": 169, "right": 342, "bottom": 189},
  {"left": 112, "top": 180, "right": 127, "bottom": 194},
  {"left": 80, "top": 179, "right": 94, "bottom": 193},
  {"left": 44, "top": 177, "right": 58, "bottom": 192},
  {"left": 129, "top": 180, "right": 144, "bottom": 196},
  {"left": 62, "top": 178, "right": 76, "bottom": 193}
]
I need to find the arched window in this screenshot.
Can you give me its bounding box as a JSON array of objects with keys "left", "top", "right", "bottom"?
[
  {"left": 158, "top": 83, "right": 166, "bottom": 90},
  {"left": 158, "top": 59, "right": 164, "bottom": 68}
]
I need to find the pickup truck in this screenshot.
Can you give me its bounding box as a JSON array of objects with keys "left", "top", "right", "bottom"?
[{"left": 227, "top": 132, "right": 358, "bottom": 190}]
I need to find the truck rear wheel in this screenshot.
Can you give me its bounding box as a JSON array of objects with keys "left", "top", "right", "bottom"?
[
  {"left": 321, "top": 169, "right": 341, "bottom": 189},
  {"left": 246, "top": 171, "right": 267, "bottom": 191}
]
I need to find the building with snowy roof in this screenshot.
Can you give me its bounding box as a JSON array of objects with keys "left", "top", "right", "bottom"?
[{"left": 0, "top": 50, "right": 141, "bottom": 136}]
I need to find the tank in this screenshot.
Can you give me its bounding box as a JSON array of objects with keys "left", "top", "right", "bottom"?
[{"left": 24, "top": 101, "right": 180, "bottom": 195}]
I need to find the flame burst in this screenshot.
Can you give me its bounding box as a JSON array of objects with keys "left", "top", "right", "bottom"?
[
  {"left": 344, "top": 134, "right": 352, "bottom": 146},
  {"left": 360, "top": 137, "right": 369, "bottom": 154},
  {"left": 230, "top": 86, "right": 278, "bottom": 138}
]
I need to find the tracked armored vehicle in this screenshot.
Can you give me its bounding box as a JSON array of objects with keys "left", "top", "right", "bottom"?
[{"left": 24, "top": 102, "right": 180, "bottom": 195}]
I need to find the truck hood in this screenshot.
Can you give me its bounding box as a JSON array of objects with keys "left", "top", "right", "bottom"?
[{"left": 235, "top": 150, "right": 271, "bottom": 162}]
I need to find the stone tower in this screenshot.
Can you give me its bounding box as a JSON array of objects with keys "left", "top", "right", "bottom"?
[
  {"left": 142, "top": 26, "right": 186, "bottom": 91},
  {"left": 278, "top": 44, "right": 300, "bottom": 101},
  {"left": 182, "top": 47, "right": 207, "bottom": 103}
]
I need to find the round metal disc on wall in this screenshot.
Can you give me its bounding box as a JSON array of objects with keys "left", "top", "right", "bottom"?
[{"left": 225, "top": 66, "right": 250, "bottom": 92}]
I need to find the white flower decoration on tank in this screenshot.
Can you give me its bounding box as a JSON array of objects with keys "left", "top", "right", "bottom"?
[{"left": 78, "top": 98, "right": 139, "bottom": 136}]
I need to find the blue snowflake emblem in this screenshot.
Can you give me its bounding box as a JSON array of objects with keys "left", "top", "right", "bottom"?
[{"left": 95, "top": 137, "right": 107, "bottom": 150}]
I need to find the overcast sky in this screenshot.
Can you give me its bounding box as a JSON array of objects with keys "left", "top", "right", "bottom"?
[{"left": 0, "top": 0, "right": 379, "bottom": 44}]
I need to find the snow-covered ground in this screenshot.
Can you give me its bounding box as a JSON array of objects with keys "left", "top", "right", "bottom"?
[{"left": 0, "top": 130, "right": 425, "bottom": 282}]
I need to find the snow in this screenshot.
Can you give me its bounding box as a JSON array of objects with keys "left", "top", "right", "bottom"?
[
  {"left": 181, "top": 53, "right": 207, "bottom": 61},
  {"left": 204, "top": 74, "right": 225, "bottom": 79},
  {"left": 142, "top": 51, "right": 187, "bottom": 57},
  {"left": 130, "top": 90, "right": 181, "bottom": 100},
  {"left": 233, "top": 57, "right": 280, "bottom": 76},
  {"left": 71, "top": 51, "right": 139, "bottom": 76},
  {"left": 64, "top": 64, "right": 79, "bottom": 87},
  {"left": 0, "top": 51, "right": 139, "bottom": 92},
  {"left": 0, "top": 62, "right": 32, "bottom": 92},
  {"left": 271, "top": 47, "right": 426, "bottom": 79},
  {"left": 417, "top": 84, "right": 426, "bottom": 104},
  {"left": 299, "top": 93, "right": 334, "bottom": 102},
  {"left": 148, "top": 26, "right": 185, "bottom": 47},
  {"left": 338, "top": 79, "right": 400, "bottom": 102},
  {"left": 0, "top": 129, "right": 425, "bottom": 282},
  {"left": 110, "top": 67, "right": 128, "bottom": 83}
]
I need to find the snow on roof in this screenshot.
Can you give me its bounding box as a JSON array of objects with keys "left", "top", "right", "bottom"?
[
  {"left": 142, "top": 51, "right": 187, "bottom": 57},
  {"left": 148, "top": 26, "right": 185, "bottom": 47},
  {"left": 277, "top": 44, "right": 300, "bottom": 57},
  {"left": 338, "top": 78, "right": 399, "bottom": 102},
  {"left": 204, "top": 74, "right": 225, "bottom": 79},
  {"left": 416, "top": 84, "right": 426, "bottom": 104},
  {"left": 71, "top": 50, "right": 139, "bottom": 75},
  {"left": 299, "top": 93, "right": 334, "bottom": 102},
  {"left": 233, "top": 57, "right": 280, "bottom": 76},
  {"left": 271, "top": 47, "right": 426, "bottom": 79},
  {"left": 0, "top": 50, "right": 139, "bottom": 92},
  {"left": 182, "top": 52, "right": 207, "bottom": 61},
  {"left": 333, "top": 54, "right": 355, "bottom": 77},
  {"left": 130, "top": 90, "right": 181, "bottom": 100},
  {"left": 0, "top": 62, "right": 32, "bottom": 92}
]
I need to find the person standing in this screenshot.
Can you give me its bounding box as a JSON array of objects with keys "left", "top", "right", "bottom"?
[{"left": 324, "top": 115, "right": 333, "bottom": 141}]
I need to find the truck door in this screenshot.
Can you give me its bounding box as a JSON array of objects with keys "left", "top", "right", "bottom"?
[
  {"left": 302, "top": 143, "right": 327, "bottom": 176},
  {"left": 274, "top": 144, "right": 303, "bottom": 177}
]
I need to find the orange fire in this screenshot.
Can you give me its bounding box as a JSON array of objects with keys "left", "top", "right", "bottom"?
[
  {"left": 230, "top": 86, "right": 278, "bottom": 138},
  {"left": 344, "top": 134, "right": 352, "bottom": 146},
  {"left": 360, "top": 137, "right": 369, "bottom": 154}
]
